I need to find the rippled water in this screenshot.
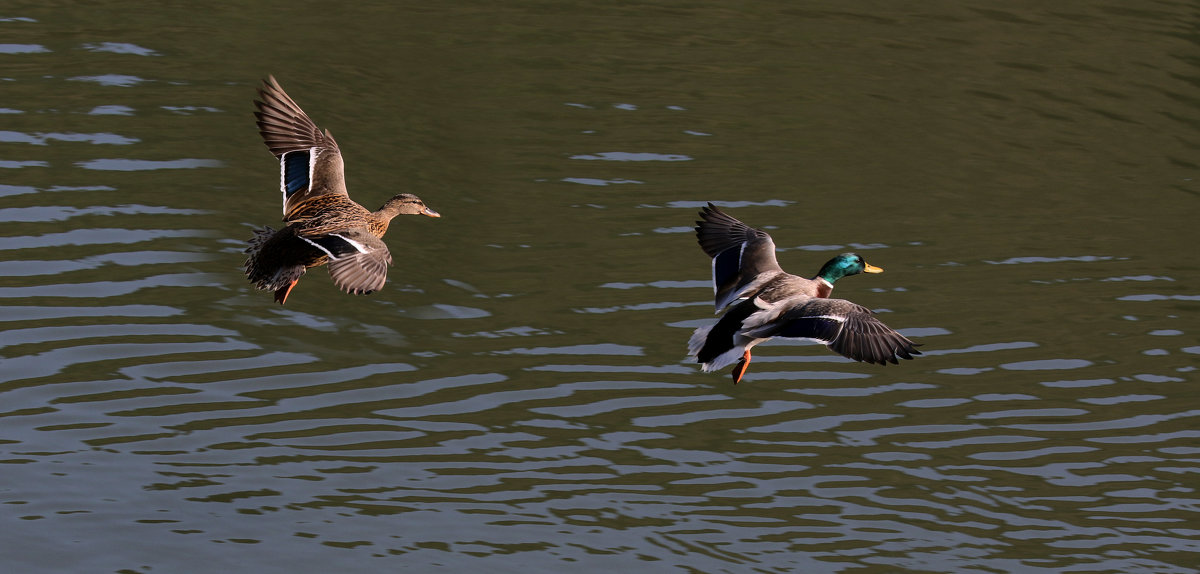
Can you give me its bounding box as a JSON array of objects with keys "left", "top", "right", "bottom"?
[{"left": 3, "top": 2, "right": 1199, "bottom": 572}]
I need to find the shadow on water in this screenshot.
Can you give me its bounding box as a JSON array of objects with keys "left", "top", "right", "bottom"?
[{"left": 1, "top": 2, "right": 1198, "bottom": 572}]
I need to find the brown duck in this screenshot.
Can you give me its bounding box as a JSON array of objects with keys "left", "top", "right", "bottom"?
[
  {"left": 244, "top": 76, "right": 440, "bottom": 304},
  {"left": 688, "top": 204, "right": 920, "bottom": 383}
]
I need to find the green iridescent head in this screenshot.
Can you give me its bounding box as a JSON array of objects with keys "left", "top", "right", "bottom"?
[{"left": 816, "top": 253, "right": 883, "bottom": 283}]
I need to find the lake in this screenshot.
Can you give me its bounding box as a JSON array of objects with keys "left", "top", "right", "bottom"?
[{"left": 2, "top": 2, "right": 1198, "bottom": 572}]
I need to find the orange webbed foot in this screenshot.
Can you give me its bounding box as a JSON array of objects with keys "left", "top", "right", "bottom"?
[
  {"left": 274, "top": 280, "right": 298, "bottom": 305},
  {"left": 731, "top": 350, "right": 752, "bottom": 385}
]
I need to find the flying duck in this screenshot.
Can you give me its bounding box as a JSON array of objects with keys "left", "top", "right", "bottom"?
[
  {"left": 244, "top": 76, "right": 440, "bottom": 304},
  {"left": 688, "top": 203, "right": 920, "bottom": 383}
]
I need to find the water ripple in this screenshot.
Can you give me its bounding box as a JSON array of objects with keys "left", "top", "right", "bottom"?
[
  {"left": 2, "top": 3, "right": 1198, "bottom": 572},
  {"left": 0, "top": 43, "right": 49, "bottom": 54},
  {"left": 0, "top": 131, "right": 139, "bottom": 145},
  {"left": 75, "top": 158, "right": 224, "bottom": 170},
  {"left": 81, "top": 42, "right": 158, "bottom": 56}
]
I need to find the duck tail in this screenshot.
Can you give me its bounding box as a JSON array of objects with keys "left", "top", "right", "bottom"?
[
  {"left": 688, "top": 299, "right": 761, "bottom": 371},
  {"left": 243, "top": 226, "right": 276, "bottom": 284},
  {"left": 245, "top": 225, "right": 275, "bottom": 255},
  {"left": 688, "top": 323, "right": 747, "bottom": 373},
  {"left": 687, "top": 324, "right": 714, "bottom": 357},
  {"left": 244, "top": 226, "right": 306, "bottom": 293}
]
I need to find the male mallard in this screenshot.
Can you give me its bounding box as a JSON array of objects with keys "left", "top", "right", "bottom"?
[
  {"left": 244, "top": 76, "right": 440, "bottom": 305},
  {"left": 687, "top": 203, "right": 919, "bottom": 383}
]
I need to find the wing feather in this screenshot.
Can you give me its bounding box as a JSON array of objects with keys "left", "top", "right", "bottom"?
[
  {"left": 748, "top": 297, "right": 921, "bottom": 365},
  {"left": 695, "top": 203, "right": 785, "bottom": 310},
  {"left": 254, "top": 76, "right": 349, "bottom": 219}
]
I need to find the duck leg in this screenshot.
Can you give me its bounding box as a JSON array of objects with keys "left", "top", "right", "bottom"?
[
  {"left": 731, "top": 349, "right": 752, "bottom": 384},
  {"left": 274, "top": 279, "right": 299, "bottom": 305}
]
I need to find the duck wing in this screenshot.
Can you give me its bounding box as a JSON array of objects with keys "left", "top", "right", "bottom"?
[
  {"left": 745, "top": 297, "right": 921, "bottom": 365},
  {"left": 296, "top": 227, "right": 392, "bottom": 295},
  {"left": 696, "top": 203, "right": 785, "bottom": 311},
  {"left": 255, "top": 76, "right": 349, "bottom": 221}
]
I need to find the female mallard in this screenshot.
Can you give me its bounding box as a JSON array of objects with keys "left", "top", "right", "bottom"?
[
  {"left": 244, "top": 76, "right": 440, "bottom": 305},
  {"left": 688, "top": 203, "right": 919, "bottom": 383}
]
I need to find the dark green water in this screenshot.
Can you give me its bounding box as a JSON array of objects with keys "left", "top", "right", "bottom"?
[{"left": 2, "top": 2, "right": 1199, "bottom": 572}]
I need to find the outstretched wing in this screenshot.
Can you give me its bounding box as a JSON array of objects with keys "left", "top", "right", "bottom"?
[
  {"left": 745, "top": 297, "right": 921, "bottom": 365},
  {"left": 296, "top": 227, "right": 392, "bottom": 295},
  {"left": 696, "top": 203, "right": 785, "bottom": 311},
  {"left": 254, "top": 76, "right": 349, "bottom": 221}
]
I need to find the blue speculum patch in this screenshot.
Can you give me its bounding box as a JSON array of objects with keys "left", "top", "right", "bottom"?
[
  {"left": 714, "top": 247, "right": 740, "bottom": 285},
  {"left": 282, "top": 150, "right": 310, "bottom": 196}
]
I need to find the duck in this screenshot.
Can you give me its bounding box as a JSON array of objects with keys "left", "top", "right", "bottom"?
[
  {"left": 244, "top": 76, "right": 440, "bottom": 305},
  {"left": 687, "top": 203, "right": 920, "bottom": 383}
]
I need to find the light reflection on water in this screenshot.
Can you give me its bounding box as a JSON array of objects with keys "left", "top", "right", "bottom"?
[{"left": 2, "top": 2, "right": 1198, "bottom": 573}]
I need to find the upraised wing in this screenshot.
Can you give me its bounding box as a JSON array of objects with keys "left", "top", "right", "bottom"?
[
  {"left": 695, "top": 203, "right": 785, "bottom": 311},
  {"left": 254, "top": 76, "right": 349, "bottom": 221}
]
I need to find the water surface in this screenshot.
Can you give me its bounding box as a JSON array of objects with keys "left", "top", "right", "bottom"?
[{"left": 2, "top": 2, "right": 1198, "bottom": 572}]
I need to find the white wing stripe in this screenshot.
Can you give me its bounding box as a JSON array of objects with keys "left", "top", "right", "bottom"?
[
  {"left": 307, "top": 146, "right": 318, "bottom": 194},
  {"left": 298, "top": 236, "right": 338, "bottom": 260},
  {"left": 775, "top": 336, "right": 837, "bottom": 345},
  {"left": 710, "top": 254, "right": 719, "bottom": 296},
  {"left": 278, "top": 150, "right": 291, "bottom": 213},
  {"left": 328, "top": 233, "right": 370, "bottom": 254}
]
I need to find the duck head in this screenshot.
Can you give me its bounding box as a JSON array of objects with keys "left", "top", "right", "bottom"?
[
  {"left": 379, "top": 193, "right": 440, "bottom": 218},
  {"left": 817, "top": 253, "right": 883, "bottom": 284}
]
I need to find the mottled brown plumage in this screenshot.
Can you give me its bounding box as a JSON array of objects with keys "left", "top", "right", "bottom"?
[{"left": 243, "top": 76, "right": 440, "bottom": 304}]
